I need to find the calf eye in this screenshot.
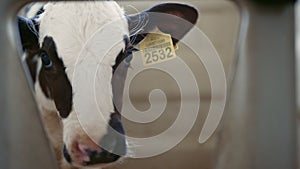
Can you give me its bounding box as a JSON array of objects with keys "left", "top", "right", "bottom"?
[{"left": 41, "top": 51, "right": 53, "bottom": 69}]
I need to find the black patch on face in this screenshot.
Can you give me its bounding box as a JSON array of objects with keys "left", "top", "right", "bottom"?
[
  {"left": 112, "top": 35, "right": 134, "bottom": 113},
  {"left": 38, "top": 36, "right": 73, "bottom": 118},
  {"left": 110, "top": 35, "right": 132, "bottom": 144}
]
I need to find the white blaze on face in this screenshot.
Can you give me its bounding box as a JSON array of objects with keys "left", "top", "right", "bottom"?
[{"left": 37, "top": 1, "right": 129, "bottom": 146}]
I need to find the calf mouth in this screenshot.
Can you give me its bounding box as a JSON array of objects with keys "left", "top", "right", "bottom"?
[
  {"left": 82, "top": 150, "right": 121, "bottom": 165},
  {"left": 63, "top": 144, "right": 122, "bottom": 166}
]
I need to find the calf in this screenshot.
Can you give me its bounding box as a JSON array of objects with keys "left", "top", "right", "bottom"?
[{"left": 17, "top": 1, "right": 198, "bottom": 169}]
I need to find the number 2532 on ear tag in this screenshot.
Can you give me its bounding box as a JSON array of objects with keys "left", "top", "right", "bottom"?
[{"left": 138, "top": 33, "right": 177, "bottom": 66}]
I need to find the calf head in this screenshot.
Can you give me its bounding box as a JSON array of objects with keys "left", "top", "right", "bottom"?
[{"left": 18, "top": 1, "right": 198, "bottom": 168}]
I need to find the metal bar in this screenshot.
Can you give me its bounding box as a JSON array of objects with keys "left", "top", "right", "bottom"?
[
  {"left": 215, "top": 1, "right": 297, "bottom": 169},
  {"left": 0, "top": 1, "right": 58, "bottom": 169}
]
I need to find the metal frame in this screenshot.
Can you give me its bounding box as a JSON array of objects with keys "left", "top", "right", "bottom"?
[
  {"left": 215, "top": 0, "right": 298, "bottom": 169},
  {"left": 0, "top": 1, "right": 58, "bottom": 169}
]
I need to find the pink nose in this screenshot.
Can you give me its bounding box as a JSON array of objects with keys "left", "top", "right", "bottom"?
[
  {"left": 71, "top": 139, "right": 102, "bottom": 165},
  {"left": 63, "top": 133, "right": 125, "bottom": 166}
]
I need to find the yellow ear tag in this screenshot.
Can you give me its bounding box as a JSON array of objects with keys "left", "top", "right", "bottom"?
[{"left": 138, "top": 30, "right": 177, "bottom": 66}]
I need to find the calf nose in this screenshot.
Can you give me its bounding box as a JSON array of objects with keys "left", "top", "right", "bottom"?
[
  {"left": 64, "top": 138, "right": 102, "bottom": 165},
  {"left": 63, "top": 113, "right": 126, "bottom": 166},
  {"left": 64, "top": 135, "right": 125, "bottom": 166}
]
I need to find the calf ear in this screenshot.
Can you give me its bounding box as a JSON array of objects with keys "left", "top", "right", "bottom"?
[
  {"left": 17, "top": 16, "right": 39, "bottom": 52},
  {"left": 127, "top": 2, "right": 199, "bottom": 45},
  {"left": 17, "top": 16, "right": 40, "bottom": 82}
]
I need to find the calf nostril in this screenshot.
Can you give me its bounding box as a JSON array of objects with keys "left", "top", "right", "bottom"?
[{"left": 75, "top": 143, "right": 99, "bottom": 163}]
